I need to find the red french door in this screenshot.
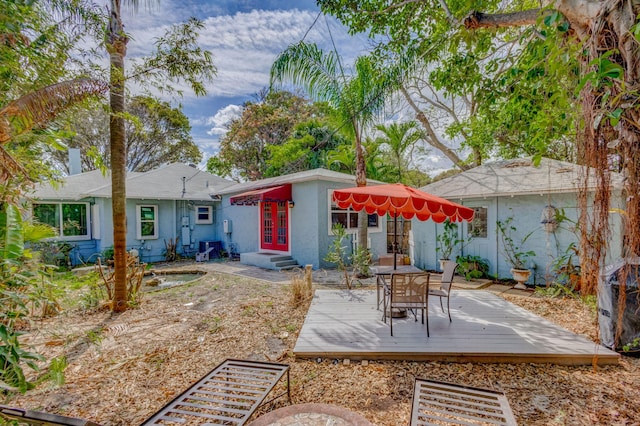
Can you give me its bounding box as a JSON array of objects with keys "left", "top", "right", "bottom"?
[{"left": 260, "top": 202, "right": 289, "bottom": 251}]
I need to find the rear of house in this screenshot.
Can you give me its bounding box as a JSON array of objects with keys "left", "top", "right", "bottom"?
[{"left": 411, "top": 158, "right": 624, "bottom": 285}]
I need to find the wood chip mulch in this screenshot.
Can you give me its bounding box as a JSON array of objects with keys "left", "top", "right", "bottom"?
[{"left": 9, "top": 269, "right": 640, "bottom": 426}]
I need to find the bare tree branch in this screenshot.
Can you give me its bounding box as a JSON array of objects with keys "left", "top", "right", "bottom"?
[
  {"left": 464, "top": 9, "right": 543, "bottom": 29},
  {"left": 400, "top": 85, "right": 470, "bottom": 170}
]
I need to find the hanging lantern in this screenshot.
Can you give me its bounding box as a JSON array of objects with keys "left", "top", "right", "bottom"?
[{"left": 540, "top": 205, "right": 558, "bottom": 233}]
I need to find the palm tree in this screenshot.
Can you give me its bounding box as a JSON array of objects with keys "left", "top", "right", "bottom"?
[
  {"left": 270, "top": 41, "right": 398, "bottom": 249},
  {"left": 374, "top": 121, "right": 423, "bottom": 184},
  {"left": 106, "top": 0, "right": 131, "bottom": 312},
  {"left": 106, "top": 3, "right": 215, "bottom": 311}
]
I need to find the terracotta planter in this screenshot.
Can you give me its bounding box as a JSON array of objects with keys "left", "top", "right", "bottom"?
[{"left": 510, "top": 268, "right": 531, "bottom": 290}]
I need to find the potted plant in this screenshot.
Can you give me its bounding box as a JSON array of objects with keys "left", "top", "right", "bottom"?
[
  {"left": 436, "top": 220, "right": 468, "bottom": 271},
  {"left": 496, "top": 216, "right": 536, "bottom": 289}
]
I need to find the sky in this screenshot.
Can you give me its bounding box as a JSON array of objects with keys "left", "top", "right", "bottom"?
[{"left": 119, "top": 0, "right": 373, "bottom": 165}]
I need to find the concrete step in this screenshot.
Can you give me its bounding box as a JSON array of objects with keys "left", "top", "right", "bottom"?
[
  {"left": 268, "top": 255, "right": 293, "bottom": 262},
  {"left": 278, "top": 264, "right": 300, "bottom": 271},
  {"left": 274, "top": 259, "right": 298, "bottom": 268}
]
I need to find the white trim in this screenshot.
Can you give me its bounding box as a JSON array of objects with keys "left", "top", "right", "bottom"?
[
  {"left": 91, "top": 204, "right": 100, "bottom": 240},
  {"left": 195, "top": 205, "right": 213, "bottom": 224},
  {"left": 33, "top": 202, "right": 91, "bottom": 241},
  {"left": 136, "top": 204, "right": 158, "bottom": 240},
  {"left": 327, "top": 189, "right": 382, "bottom": 235}
]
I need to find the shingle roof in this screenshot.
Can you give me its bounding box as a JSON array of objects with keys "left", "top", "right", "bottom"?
[
  {"left": 421, "top": 158, "right": 624, "bottom": 200},
  {"left": 85, "top": 163, "right": 234, "bottom": 201},
  {"left": 31, "top": 163, "right": 234, "bottom": 201},
  {"left": 31, "top": 170, "right": 116, "bottom": 201}
]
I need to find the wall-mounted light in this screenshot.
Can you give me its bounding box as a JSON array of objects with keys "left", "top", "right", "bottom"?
[{"left": 288, "top": 201, "right": 295, "bottom": 208}]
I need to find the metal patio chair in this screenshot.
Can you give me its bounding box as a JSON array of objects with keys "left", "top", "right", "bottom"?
[
  {"left": 429, "top": 260, "right": 457, "bottom": 322},
  {"left": 141, "top": 358, "right": 290, "bottom": 425},
  {"left": 0, "top": 406, "right": 102, "bottom": 426},
  {"left": 384, "top": 272, "right": 430, "bottom": 337},
  {"left": 1, "top": 359, "right": 291, "bottom": 426}
]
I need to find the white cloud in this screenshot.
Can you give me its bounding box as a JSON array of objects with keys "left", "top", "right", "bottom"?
[
  {"left": 123, "top": 8, "right": 366, "bottom": 101},
  {"left": 206, "top": 104, "right": 244, "bottom": 135}
]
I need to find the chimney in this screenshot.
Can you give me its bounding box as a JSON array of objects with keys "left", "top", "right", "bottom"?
[{"left": 68, "top": 148, "right": 82, "bottom": 175}]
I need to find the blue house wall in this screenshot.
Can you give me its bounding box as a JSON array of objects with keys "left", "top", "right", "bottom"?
[
  {"left": 218, "top": 178, "right": 388, "bottom": 270},
  {"left": 413, "top": 192, "right": 623, "bottom": 284}
]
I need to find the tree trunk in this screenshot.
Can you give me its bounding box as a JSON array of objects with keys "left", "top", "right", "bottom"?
[
  {"left": 354, "top": 123, "right": 369, "bottom": 251},
  {"left": 108, "top": 0, "right": 129, "bottom": 312}
]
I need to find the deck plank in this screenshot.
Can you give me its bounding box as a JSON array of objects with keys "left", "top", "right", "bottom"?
[{"left": 293, "top": 290, "right": 619, "bottom": 365}]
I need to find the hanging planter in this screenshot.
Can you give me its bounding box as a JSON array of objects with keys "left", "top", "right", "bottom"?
[{"left": 540, "top": 205, "right": 559, "bottom": 233}]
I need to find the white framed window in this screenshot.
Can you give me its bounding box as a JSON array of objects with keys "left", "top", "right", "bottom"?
[
  {"left": 195, "top": 205, "right": 213, "bottom": 224},
  {"left": 32, "top": 202, "right": 90, "bottom": 240},
  {"left": 468, "top": 206, "right": 488, "bottom": 238},
  {"left": 136, "top": 205, "right": 158, "bottom": 239},
  {"left": 328, "top": 190, "right": 381, "bottom": 234}
]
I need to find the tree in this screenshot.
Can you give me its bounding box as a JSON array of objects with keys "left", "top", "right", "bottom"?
[
  {"left": 271, "top": 42, "right": 398, "bottom": 249},
  {"left": 0, "top": 1, "right": 107, "bottom": 201},
  {"left": 318, "top": 0, "right": 640, "bottom": 298},
  {"left": 106, "top": 3, "right": 215, "bottom": 312},
  {"left": 374, "top": 121, "right": 424, "bottom": 184},
  {"left": 319, "top": 1, "right": 580, "bottom": 170},
  {"left": 51, "top": 96, "right": 201, "bottom": 173},
  {"left": 265, "top": 117, "right": 349, "bottom": 177},
  {"left": 207, "top": 91, "right": 319, "bottom": 180}
]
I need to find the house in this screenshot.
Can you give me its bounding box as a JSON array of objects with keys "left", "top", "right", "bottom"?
[
  {"left": 30, "top": 164, "right": 391, "bottom": 270},
  {"left": 212, "top": 168, "right": 388, "bottom": 270},
  {"left": 30, "top": 163, "right": 234, "bottom": 264},
  {"left": 411, "top": 158, "right": 625, "bottom": 284}
]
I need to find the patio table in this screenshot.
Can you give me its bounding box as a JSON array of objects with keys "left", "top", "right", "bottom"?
[{"left": 373, "top": 265, "right": 424, "bottom": 311}]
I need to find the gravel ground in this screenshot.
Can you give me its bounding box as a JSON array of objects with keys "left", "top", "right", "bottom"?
[{"left": 7, "top": 261, "right": 640, "bottom": 426}]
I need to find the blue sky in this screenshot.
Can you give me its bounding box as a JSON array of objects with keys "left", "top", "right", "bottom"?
[{"left": 120, "top": 0, "right": 371, "bottom": 164}]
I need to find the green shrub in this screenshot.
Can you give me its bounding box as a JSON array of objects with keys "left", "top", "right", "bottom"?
[{"left": 456, "top": 255, "right": 489, "bottom": 280}]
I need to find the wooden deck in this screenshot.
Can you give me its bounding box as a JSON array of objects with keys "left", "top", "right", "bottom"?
[{"left": 293, "top": 289, "right": 619, "bottom": 365}]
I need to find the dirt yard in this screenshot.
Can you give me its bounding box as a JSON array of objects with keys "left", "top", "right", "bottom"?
[{"left": 9, "top": 263, "right": 640, "bottom": 425}]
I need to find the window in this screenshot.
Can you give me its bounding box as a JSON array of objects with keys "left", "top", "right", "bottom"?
[
  {"left": 328, "top": 191, "right": 379, "bottom": 233},
  {"left": 137, "top": 205, "right": 158, "bottom": 239},
  {"left": 33, "top": 203, "right": 90, "bottom": 240},
  {"left": 195, "top": 206, "right": 213, "bottom": 224},
  {"left": 468, "top": 207, "right": 488, "bottom": 238},
  {"left": 387, "top": 218, "right": 411, "bottom": 254}
]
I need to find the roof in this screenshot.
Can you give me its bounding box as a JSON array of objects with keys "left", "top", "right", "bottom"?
[
  {"left": 31, "top": 170, "right": 119, "bottom": 201},
  {"left": 421, "top": 158, "right": 624, "bottom": 200},
  {"left": 32, "top": 163, "right": 234, "bottom": 202},
  {"left": 214, "top": 168, "right": 368, "bottom": 196},
  {"left": 85, "top": 163, "right": 234, "bottom": 201}
]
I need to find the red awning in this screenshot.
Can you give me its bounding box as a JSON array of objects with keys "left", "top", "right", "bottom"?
[{"left": 230, "top": 184, "right": 292, "bottom": 206}]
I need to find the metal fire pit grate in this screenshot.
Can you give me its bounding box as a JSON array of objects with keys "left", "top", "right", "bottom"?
[
  {"left": 411, "top": 378, "right": 517, "bottom": 426},
  {"left": 141, "top": 358, "right": 290, "bottom": 425}
]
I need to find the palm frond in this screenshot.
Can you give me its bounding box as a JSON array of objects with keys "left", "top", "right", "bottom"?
[
  {"left": 0, "top": 146, "right": 28, "bottom": 183},
  {"left": 270, "top": 41, "right": 342, "bottom": 105},
  {"left": 0, "top": 204, "right": 24, "bottom": 261},
  {"left": 0, "top": 78, "right": 108, "bottom": 145}
]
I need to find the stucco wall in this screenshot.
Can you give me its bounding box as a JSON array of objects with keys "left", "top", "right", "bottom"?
[
  {"left": 218, "top": 179, "right": 388, "bottom": 270},
  {"left": 217, "top": 197, "right": 260, "bottom": 255},
  {"left": 413, "top": 192, "right": 623, "bottom": 285}
]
